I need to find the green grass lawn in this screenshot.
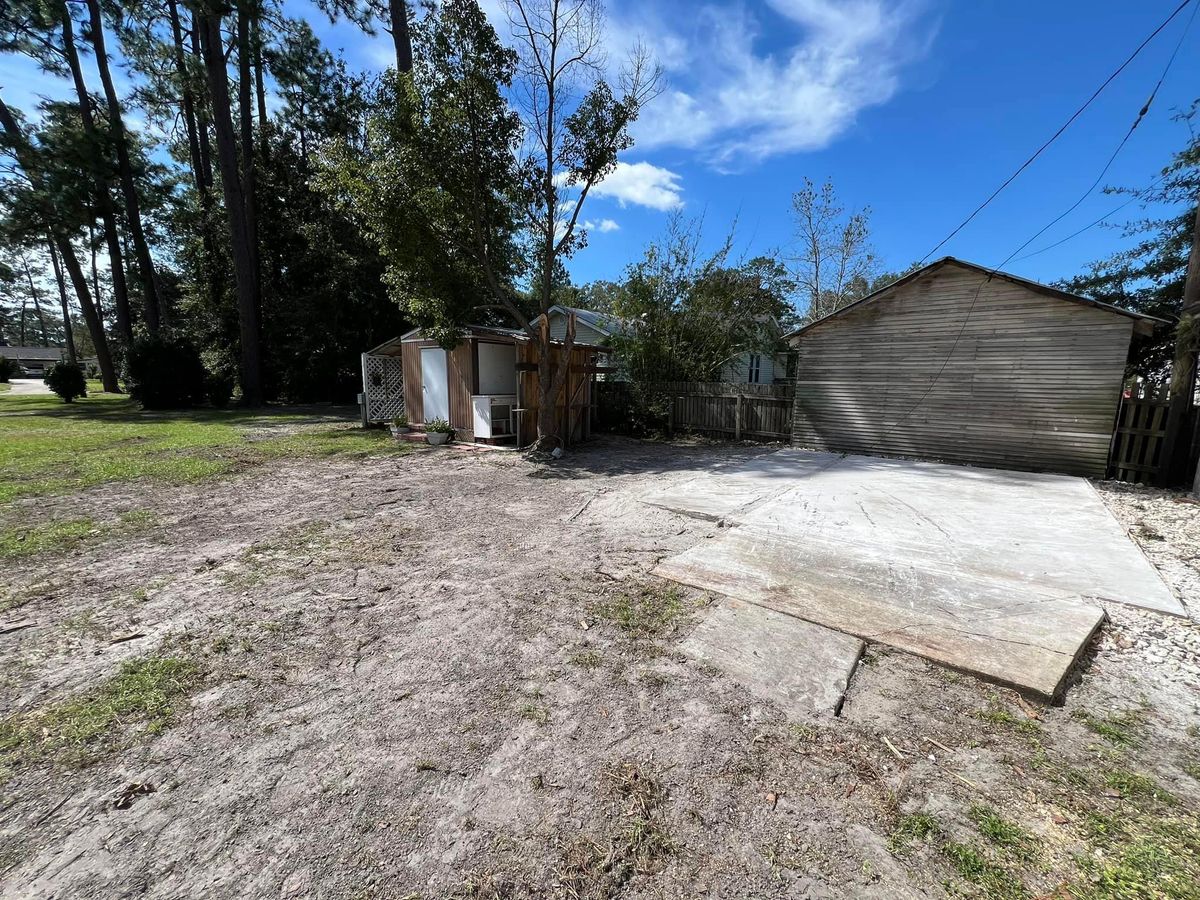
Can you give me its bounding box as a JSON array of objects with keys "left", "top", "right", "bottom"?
[
  {"left": 0, "top": 383, "right": 11, "bottom": 393},
  {"left": 0, "top": 388, "right": 410, "bottom": 506}
]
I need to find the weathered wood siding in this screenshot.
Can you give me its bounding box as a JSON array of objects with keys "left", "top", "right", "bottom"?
[
  {"left": 791, "top": 263, "right": 1134, "bottom": 477},
  {"left": 401, "top": 339, "right": 476, "bottom": 439}
]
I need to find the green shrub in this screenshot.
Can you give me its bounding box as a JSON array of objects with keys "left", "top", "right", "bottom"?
[
  {"left": 425, "top": 417, "right": 453, "bottom": 434},
  {"left": 204, "top": 372, "right": 234, "bottom": 408},
  {"left": 125, "top": 336, "right": 206, "bottom": 409},
  {"left": 44, "top": 361, "right": 87, "bottom": 403},
  {"left": 0, "top": 355, "right": 14, "bottom": 383}
]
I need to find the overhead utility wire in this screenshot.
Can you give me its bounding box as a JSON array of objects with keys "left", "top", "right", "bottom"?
[
  {"left": 916, "top": 0, "right": 1196, "bottom": 266},
  {"left": 997, "top": 0, "right": 1198, "bottom": 270},
  {"left": 1011, "top": 177, "right": 1161, "bottom": 262},
  {"left": 881, "top": 1, "right": 1196, "bottom": 438}
]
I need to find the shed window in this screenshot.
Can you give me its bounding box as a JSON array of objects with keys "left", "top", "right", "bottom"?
[{"left": 747, "top": 354, "right": 762, "bottom": 384}]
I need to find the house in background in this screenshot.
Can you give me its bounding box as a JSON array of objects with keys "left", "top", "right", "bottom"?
[
  {"left": 545, "top": 305, "right": 791, "bottom": 385},
  {"left": 0, "top": 345, "right": 70, "bottom": 376}
]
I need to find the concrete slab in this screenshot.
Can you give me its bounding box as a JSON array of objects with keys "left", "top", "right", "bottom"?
[
  {"left": 649, "top": 448, "right": 1183, "bottom": 699},
  {"left": 658, "top": 529, "right": 1106, "bottom": 699},
  {"left": 639, "top": 450, "right": 842, "bottom": 521},
  {"left": 680, "top": 599, "right": 864, "bottom": 717}
]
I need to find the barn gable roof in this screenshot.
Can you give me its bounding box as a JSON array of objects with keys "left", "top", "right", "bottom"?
[{"left": 784, "top": 257, "right": 1166, "bottom": 341}]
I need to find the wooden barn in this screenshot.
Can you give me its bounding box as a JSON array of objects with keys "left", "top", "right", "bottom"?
[
  {"left": 787, "top": 257, "right": 1163, "bottom": 478},
  {"left": 362, "top": 324, "right": 608, "bottom": 447}
]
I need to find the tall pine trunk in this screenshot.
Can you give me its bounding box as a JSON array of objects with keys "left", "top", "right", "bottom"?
[
  {"left": 83, "top": 0, "right": 160, "bottom": 334},
  {"left": 21, "top": 256, "right": 50, "bottom": 345},
  {"left": 58, "top": 0, "right": 134, "bottom": 346},
  {"left": 47, "top": 237, "right": 79, "bottom": 365},
  {"left": 197, "top": 3, "right": 264, "bottom": 405},
  {"left": 0, "top": 94, "right": 118, "bottom": 391}
]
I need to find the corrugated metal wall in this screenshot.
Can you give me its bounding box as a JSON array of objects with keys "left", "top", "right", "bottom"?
[{"left": 790, "top": 263, "right": 1134, "bottom": 477}]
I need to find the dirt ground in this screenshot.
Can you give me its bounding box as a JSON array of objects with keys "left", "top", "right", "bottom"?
[{"left": 1, "top": 435, "right": 1198, "bottom": 899}]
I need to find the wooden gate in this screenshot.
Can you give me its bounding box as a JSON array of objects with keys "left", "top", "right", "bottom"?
[{"left": 1109, "top": 396, "right": 1169, "bottom": 483}]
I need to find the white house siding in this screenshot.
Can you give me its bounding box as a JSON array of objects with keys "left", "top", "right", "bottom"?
[
  {"left": 547, "top": 314, "right": 609, "bottom": 345},
  {"left": 722, "top": 351, "right": 789, "bottom": 384}
]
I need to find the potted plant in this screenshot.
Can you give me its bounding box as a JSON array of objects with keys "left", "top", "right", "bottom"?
[
  {"left": 424, "top": 418, "right": 453, "bottom": 446},
  {"left": 390, "top": 413, "right": 410, "bottom": 436}
]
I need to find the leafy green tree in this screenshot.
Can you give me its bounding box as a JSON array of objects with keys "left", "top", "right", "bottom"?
[
  {"left": 604, "top": 215, "right": 796, "bottom": 382},
  {"left": 1059, "top": 105, "right": 1199, "bottom": 383},
  {"left": 330, "top": 0, "right": 659, "bottom": 443},
  {"left": 790, "top": 177, "right": 878, "bottom": 322}
]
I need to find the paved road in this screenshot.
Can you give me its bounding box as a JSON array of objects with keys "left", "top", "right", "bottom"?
[{"left": 6, "top": 378, "right": 51, "bottom": 396}]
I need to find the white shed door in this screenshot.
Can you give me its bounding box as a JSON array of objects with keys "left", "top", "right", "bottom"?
[{"left": 420, "top": 348, "right": 449, "bottom": 422}]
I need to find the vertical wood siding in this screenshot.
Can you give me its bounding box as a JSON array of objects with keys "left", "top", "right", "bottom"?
[
  {"left": 790, "top": 264, "right": 1134, "bottom": 477},
  {"left": 401, "top": 338, "right": 476, "bottom": 438}
]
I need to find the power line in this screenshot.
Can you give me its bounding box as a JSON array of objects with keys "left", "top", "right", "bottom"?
[
  {"left": 917, "top": 0, "right": 1196, "bottom": 266},
  {"left": 881, "top": 1, "right": 1197, "bottom": 440},
  {"left": 1011, "top": 178, "right": 1161, "bottom": 262},
  {"left": 996, "top": 0, "right": 1198, "bottom": 270}
]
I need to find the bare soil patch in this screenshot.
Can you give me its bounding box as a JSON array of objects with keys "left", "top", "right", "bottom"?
[{"left": 1, "top": 438, "right": 1197, "bottom": 899}]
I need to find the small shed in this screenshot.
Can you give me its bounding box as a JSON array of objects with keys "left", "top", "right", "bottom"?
[
  {"left": 786, "top": 257, "right": 1162, "bottom": 477},
  {"left": 362, "top": 324, "right": 608, "bottom": 446}
]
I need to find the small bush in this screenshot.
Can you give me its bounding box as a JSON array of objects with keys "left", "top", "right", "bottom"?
[
  {"left": 204, "top": 372, "right": 234, "bottom": 408},
  {"left": 125, "top": 336, "right": 206, "bottom": 409},
  {"left": 44, "top": 361, "right": 87, "bottom": 402},
  {"left": 0, "top": 355, "right": 14, "bottom": 382},
  {"left": 425, "top": 417, "right": 453, "bottom": 434}
]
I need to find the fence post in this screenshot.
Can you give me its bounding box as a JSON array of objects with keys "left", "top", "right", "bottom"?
[{"left": 734, "top": 392, "right": 742, "bottom": 441}]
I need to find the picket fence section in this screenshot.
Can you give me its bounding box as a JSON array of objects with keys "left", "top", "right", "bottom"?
[{"left": 597, "top": 381, "right": 794, "bottom": 442}]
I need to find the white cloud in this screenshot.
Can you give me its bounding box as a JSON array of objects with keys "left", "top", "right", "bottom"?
[
  {"left": 621, "top": 0, "right": 936, "bottom": 168},
  {"left": 588, "top": 161, "right": 684, "bottom": 211},
  {"left": 583, "top": 218, "right": 621, "bottom": 233}
]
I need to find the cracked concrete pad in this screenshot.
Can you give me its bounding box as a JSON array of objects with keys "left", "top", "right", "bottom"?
[
  {"left": 738, "top": 453, "right": 1183, "bottom": 618},
  {"left": 681, "top": 599, "right": 863, "bottom": 717},
  {"left": 657, "top": 529, "right": 1106, "bottom": 699},
  {"left": 639, "top": 450, "right": 842, "bottom": 521}
]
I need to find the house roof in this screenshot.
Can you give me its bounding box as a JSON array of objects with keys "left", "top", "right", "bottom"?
[
  {"left": 784, "top": 257, "right": 1168, "bottom": 341},
  {"left": 0, "top": 346, "right": 70, "bottom": 360},
  {"left": 367, "top": 323, "right": 611, "bottom": 356},
  {"left": 541, "top": 305, "right": 626, "bottom": 337}
]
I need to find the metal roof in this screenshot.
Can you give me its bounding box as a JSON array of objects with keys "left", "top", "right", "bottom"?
[{"left": 784, "top": 257, "right": 1168, "bottom": 340}]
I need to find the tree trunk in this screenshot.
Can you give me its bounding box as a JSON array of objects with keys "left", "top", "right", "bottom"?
[
  {"left": 168, "top": 0, "right": 206, "bottom": 195},
  {"left": 47, "top": 237, "right": 79, "bottom": 365},
  {"left": 58, "top": 0, "right": 134, "bottom": 346},
  {"left": 198, "top": 4, "right": 264, "bottom": 405},
  {"left": 237, "top": 4, "right": 261, "bottom": 298},
  {"left": 84, "top": 0, "right": 160, "bottom": 334},
  {"left": 189, "top": 15, "right": 215, "bottom": 188},
  {"left": 21, "top": 256, "right": 50, "bottom": 345},
  {"left": 1161, "top": 199, "right": 1200, "bottom": 489},
  {"left": 0, "top": 94, "right": 118, "bottom": 390},
  {"left": 389, "top": 0, "right": 413, "bottom": 73},
  {"left": 252, "top": 14, "right": 269, "bottom": 161}
]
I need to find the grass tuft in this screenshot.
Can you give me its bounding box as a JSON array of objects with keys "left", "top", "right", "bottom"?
[
  {"left": 888, "top": 812, "right": 940, "bottom": 853},
  {"left": 591, "top": 584, "right": 689, "bottom": 640},
  {"left": 969, "top": 805, "right": 1038, "bottom": 860},
  {"left": 0, "top": 656, "right": 202, "bottom": 767},
  {"left": 0, "top": 518, "right": 96, "bottom": 559},
  {"left": 941, "top": 841, "right": 1027, "bottom": 899}
]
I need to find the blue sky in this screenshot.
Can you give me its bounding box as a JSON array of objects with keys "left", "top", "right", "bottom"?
[
  {"left": 309, "top": 0, "right": 1200, "bottom": 288},
  {"left": 4, "top": 0, "right": 1198, "bottom": 292}
]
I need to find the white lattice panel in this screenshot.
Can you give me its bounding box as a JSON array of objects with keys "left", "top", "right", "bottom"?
[{"left": 362, "top": 354, "right": 405, "bottom": 422}]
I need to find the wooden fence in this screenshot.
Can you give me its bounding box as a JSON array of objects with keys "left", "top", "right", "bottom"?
[
  {"left": 1109, "top": 396, "right": 1169, "bottom": 483},
  {"left": 596, "top": 381, "right": 794, "bottom": 442}
]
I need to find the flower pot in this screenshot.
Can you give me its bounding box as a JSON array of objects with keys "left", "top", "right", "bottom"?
[
  {"left": 390, "top": 426, "right": 410, "bottom": 436},
  {"left": 426, "top": 432, "right": 450, "bottom": 446}
]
